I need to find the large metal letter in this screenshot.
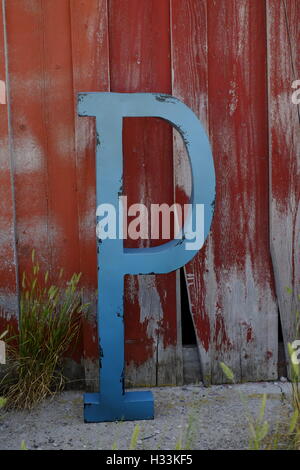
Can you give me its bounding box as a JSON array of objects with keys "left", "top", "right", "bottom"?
[{"left": 78, "top": 93, "right": 215, "bottom": 422}]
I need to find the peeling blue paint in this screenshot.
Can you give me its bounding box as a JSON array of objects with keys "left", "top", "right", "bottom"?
[{"left": 78, "top": 92, "right": 215, "bottom": 422}]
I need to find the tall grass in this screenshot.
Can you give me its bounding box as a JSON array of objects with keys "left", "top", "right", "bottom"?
[
  {"left": 220, "top": 358, "right": 300, "bottom": 450},
  {"left": 292, "top": 292, "right": 300, "bottom": 409},
  {"left": 286, "top": 288, "right": 300, "bottom": 448},
  {"left": 219, "top": 288, "right": 300, "bottom": 450},
  {"left": 0, "top": 251, "right": 88, "bottom": 410}
]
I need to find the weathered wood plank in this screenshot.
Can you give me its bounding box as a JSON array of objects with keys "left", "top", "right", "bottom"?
[
  {"left": 1, "top": 0, "right": 295, "bottom": 386},
  {"left": 108, "top": 0, "right": 182, "bottom": 386},
  {"left": 36, "top": 0, "right": 80, "bottom": 279},
  {"left": 70, "top": 0, "right": 111, "bottom": 390},
  {"left": 4, "top": 0, "right": 51, "bottom": 273},
  {"left": 5, "top": 0, "right": 81, "bottom": 274},
  {"left": 0, "top": 0, "right": 19, "bottom": 330},
  {"left": 172, "top": 0, "right": 278, "bottom": 383},
  {"left": 267, "top": 0, "right": 300, "bottom": 368},
  {"left": 5, "top": 0, "right": 82, "bottom": 371},
  {"left": 207, "top": 0, "right": 278, "bottom": 383},
  {"left": 171, "top": 0, "right": 209, "bottom": 383}
]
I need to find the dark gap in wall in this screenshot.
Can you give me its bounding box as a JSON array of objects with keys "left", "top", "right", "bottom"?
[
  {"left": 278, "top": 309, "right": 287, "bottom": 378},
  {"left": 180, "top": 268, "right": 197, "bottom": 345}
]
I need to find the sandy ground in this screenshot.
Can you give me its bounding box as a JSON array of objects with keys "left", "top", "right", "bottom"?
[{"left": 0, "top": 381, "right": 293, "bottom": 450}]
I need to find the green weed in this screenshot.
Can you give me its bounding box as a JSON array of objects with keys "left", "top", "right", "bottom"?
[{"left": 0, "top": 251, "right": 88, "bottom": 410}]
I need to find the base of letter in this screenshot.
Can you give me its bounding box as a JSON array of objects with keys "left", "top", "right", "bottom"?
[{"left": 84, "top": 390, "right": 154, "bottom": 422}]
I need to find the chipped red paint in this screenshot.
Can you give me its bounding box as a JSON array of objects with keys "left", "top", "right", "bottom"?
[
  {"left": 125, "top": 318, "right": 155, "bottom": 368},
  {"left": 124, "top": 276, "right": 155, "bottom": 367},
  {"left": 172, "top": 0, "right": 278, "bottom": 383},
  {"left": 213, "top": 311, "right": 232, "bottom": 352},
  {"left": 266, "top": 351, "right": 273, "bottom": 360},
  {"left": 246, "top": 327, "right": 254, "bottom": 344},
  {"left": 193, "top": 307, "right": 211, "bottom": 353},
  {"left": 0, "top": 0, "right": 297, "bottom": 385},
  {"left": 109, "top": 0, "right": 179, "bottom": 381},
  {"left": 0, "top": 310, "right": 18, "bottom": 337},
  {"left": 0, "top": 2, "right": 19, "bottom": 320},
  {"left": 80, "top": 319, "right": 98, "bottom": 361},
  {"left": 70, "top": 0, "right": 110, "bottom": 377},
  {"left": 241, "top": 322, "right": 254, "bottom": 344},
  {"left": 156, "top": 278, "right": 177, "bottom": 349},
  {"left": 267, "top": 0, "right": 300, "bottom": 372},
  {"left": 124, "top": 276, "right": 153, "bottom": 367},
  {"left": 206, "top": 0, "right": 272, "bottom": 285}
]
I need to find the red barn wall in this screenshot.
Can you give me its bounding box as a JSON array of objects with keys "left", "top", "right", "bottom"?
[{"left": 0, "top": 0, "right": 299, "bottom": 386}]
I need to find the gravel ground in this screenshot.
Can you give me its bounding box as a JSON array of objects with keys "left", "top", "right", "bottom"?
[{"left": 0, "top": 381, "right": 293, "bottom": 450}]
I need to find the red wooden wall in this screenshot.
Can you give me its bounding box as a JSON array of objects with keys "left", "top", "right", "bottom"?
[{"left": 0, "top": 0, "right": 299, "bottom": 386}]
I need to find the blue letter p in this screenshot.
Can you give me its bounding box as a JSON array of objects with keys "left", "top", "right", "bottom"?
[{"left": 78, "top": 93, "right": 215, "bottom": 422}]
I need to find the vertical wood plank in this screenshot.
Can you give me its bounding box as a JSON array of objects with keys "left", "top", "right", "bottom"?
[
  {"left": 70, "top": 0, "right": 111, "bottom": 390},
  {"left": 5, "top": 0, "right": 81, "bottom": 275},
  {"left": 206, "top": 0, "right": 277, "bottom": 383},
  {"left": 171, "top": 0, "right": 209, "bottom": 382},
  {"left": 5, "top": 0, "right": 83, "bottom": 367},
  {"left": 108, "top": 0, "right": 182, "bottom": 386},
  {"left": 2, "top": 0, "right": 296, "bottom": 386},
  {"left": 172, "top": 0, "right": 278, "bottom": 383},
  {"left": 5, "top": 0, "right": 51, "bottom": 274},
  {"left": 267, "top": 0, "right": 300, "bottom": 366},
  {"left": 37, "top": 0, "right": 80, "bottom": 279},
  {"left": 0, "top": 0, "right": 19, "bottom": 332}
]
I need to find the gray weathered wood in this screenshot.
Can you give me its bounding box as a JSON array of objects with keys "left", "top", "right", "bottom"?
[{"left": 267, "top": 0, "right": 300, "bottom": 374}]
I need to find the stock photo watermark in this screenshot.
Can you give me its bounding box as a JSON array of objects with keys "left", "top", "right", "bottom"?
[
  {"left": 291, "top": 80, "right": 300, "bottom": 105},
  {"left": 0, "top": 80, "right": 5, "bottom": 105},
  {"left": 96, "top": 197, "right": 205, "bottom": 251},
  {"left": 290, "top": 340, "right": 300, "bottom": 366},
  {"left": 0, "top": 340, "right": 5, "bottom": 364}
]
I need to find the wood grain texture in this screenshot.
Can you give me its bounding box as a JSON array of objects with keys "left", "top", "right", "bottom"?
[
  {"left": 4, "top": 0, "right": 51, "bottom": 274},
  {"left": 0, "top": 0, "right": 19, "bottom": 327},
  {"left": 108, "top": 0, "right": 182, "bottom": 386},
  {"left": 1, "top": 0, "right": 298, "bottom": 386},
  {"left": 171, "top": 0, "right": 209, "bottom": 382},
  {"left": 267, "top": 0, "right": 300, "bottom": 367},
  {"left": 5, "top": 0, "right": 83, "bottom": 366},
  {"left": 5, "top": 0, "right": 80, "bottom": 276},
  {"left": 70, "top": 0, "right": 111, "bottom": 389},
  {"left": 171, "top": 0, "right": 278, "bottom": 384}
]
